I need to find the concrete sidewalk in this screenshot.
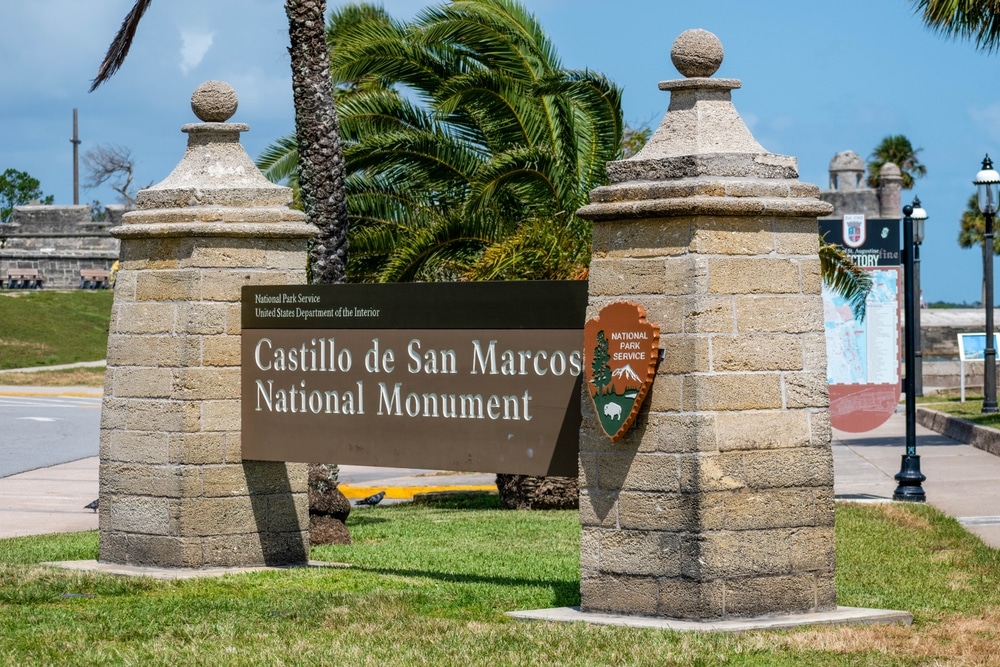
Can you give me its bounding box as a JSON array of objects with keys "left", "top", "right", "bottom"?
[
  {"left": 4, "top": 408, "right": 1000, "bottom": 546},
  {"left": 0, "top": 457, "right": 99, "bottom": 538},
  {"left": 832, "top": 411, "right": 1000, "bottom": 548},
  {"left": 0, "top": 459, "right": 497, "bottom": 539}
]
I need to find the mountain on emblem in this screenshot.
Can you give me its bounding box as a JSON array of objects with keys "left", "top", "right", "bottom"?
[
  {"left": 612, "top": 364, "right": 641, "bottom": 381},
  {"left": 583, "top": 302, "right": 660, "bottom": 442}
]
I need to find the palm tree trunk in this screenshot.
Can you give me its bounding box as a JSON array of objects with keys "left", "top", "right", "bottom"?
[
  {"left": 286, "top": 0, "right": 349, "bottom": 538},
  {"left": 496, "top": 473, "right": 578, "bottom": 510},
  {"left": 285, "top": 0, "right": 349, "bottom": 284}
]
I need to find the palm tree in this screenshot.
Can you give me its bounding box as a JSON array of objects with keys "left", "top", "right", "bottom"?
[
  {"left": 958, "top": 192, "right": 1000, "bottom": 253},
  {"left": 867, "top": 134, "right": 926, "bottom": 189},
  {"left": 958, "top": 191, "right": 1000, "bottom": 305},
  {"left": 910, "top": 0, "right": 1000, "bottom": 52},
  {"left": 286, "top": 1, "right": 350, "bottom": 285},
  {"left": 91, "top": 0, "right": 349, "bottom": 286},
  {"left": 258, "top": 0, "right": 623, "bottom": 284}
]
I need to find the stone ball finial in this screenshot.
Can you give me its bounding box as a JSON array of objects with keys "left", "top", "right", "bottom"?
[
  {"left": 671, "top": 29, "right": 724, "bottom": 78},
  {"left": 191, "top": 81, "right": 239, "bottom": 122}
]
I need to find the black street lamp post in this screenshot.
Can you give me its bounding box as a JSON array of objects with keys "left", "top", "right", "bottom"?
[
  {"left": 894, "top": 202, "right": 927, "bottom": 502},
  {"left": 911, "top": 198, "right": 927, "bottom": 397},
  {"left": 975, "top": 155, "right": 1000, "bottom": 414}
]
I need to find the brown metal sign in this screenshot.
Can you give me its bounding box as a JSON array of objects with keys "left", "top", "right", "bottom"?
[
  {"left": 583, "top": 301, "right": 660, "bottom": 441},
  {"left": 240, "top": 282, "right": 586, "bottom": 476}
]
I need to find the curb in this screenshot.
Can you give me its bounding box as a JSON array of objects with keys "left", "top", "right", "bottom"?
[
  {"left": 337, "top": 483, "right": 497, "bottom": 502},
  {"left": 916, "top": 407, "right": 1000, "bottom": 458},
  {"left": 0, "top": 360, "right": 106, "bottom": 374}
]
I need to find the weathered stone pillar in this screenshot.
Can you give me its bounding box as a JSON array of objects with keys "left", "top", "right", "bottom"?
[
  {"left": 98, "top": 81, "right": 313, "bottom": 568},
  {"left": 878, "top": 162, "right": 903, "bottom": 218},
  {"left": 576, "top": 31, "right": 836, "bottom": 620}
]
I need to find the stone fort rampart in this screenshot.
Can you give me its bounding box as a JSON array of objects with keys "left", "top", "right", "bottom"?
[{"left": 0, "top": 204, "right": 121, "bottom": 288}]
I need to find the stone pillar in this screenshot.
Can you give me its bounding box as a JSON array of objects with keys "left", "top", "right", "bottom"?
[
  {"left": 98, "top": 81, "right": 314, "bottom": 568},
  {"left": 576, "top": 30, "right": 836, "bottom": 620},
  {"left": 878, "top": 162, "right": 903, "bottom": 218}
]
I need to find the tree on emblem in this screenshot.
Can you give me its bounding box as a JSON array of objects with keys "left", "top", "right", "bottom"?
[{"left": 591, "top": 330, "right": 612, "bottom": 395}]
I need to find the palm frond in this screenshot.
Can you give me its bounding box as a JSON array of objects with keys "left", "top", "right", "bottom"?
[
  {"left": 256, "top": 134, "right": 300, "bottom": 185},
  {"left": 820, "top": 238, "right": 873, "bottom": 322},
  {"left": 416, "top": 0, "right": 559, "bottom": 83},
  {"left": 337, "top": 89, "right": 437, "bottom": 141},
  {"left": 467, "top": 146, "right": 562, "bottom": 214},
  {"left": 347, "top": 127, "right": 483, "bottom": 192},
  {"left": 89, "top": 0, "right": 153, "bottom": 92},
  {"left": 329, "top": 13, "right": 448, "bottom": 100},
  {"left": 378, "top": 213, "right": 514, "bottom": 282},
  {"left": 911, "top": 0, "right": 1000, "bottom": 52},
  {"left": 467, "top": 212, "right": 591, "bottom": 281}
]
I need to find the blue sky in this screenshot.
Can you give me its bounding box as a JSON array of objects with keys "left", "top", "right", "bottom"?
[{"left": 1, "top": 0, "right": 997, "bottom": 304}]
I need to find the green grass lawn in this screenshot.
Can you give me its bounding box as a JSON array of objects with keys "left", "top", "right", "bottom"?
[
  {"left": 1, "top": 499, "right": 1000, "bottom": 665},
  {"left": 0, "top": 291, "right": 113, "bottom": 370},
  {"left": 916, "top": 391, "right": 1000, "bottom": 429}
]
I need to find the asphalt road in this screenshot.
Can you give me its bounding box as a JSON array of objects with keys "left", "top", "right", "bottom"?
[{"left": 0, "top": 391, "right": 101, "bottom": 478}]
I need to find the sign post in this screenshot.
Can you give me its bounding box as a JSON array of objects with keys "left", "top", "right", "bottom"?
[{"left": 958, "top": 333, "right": 1000, "bottom": 402}]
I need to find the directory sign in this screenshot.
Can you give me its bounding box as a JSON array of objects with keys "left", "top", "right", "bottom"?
[{"left": 820, "top": 216, "right": 901, "bottom": 432}]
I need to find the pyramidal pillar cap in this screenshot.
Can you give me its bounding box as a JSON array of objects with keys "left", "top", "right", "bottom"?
[
  {"left": 134, "top": 80, "right": 294, "bottom": 210},
  {"left": 606, "top": 29, "right": 798, "bottom": 184},
  {"left": 578, "top": 30, "right": 832, "bottom": 221}
]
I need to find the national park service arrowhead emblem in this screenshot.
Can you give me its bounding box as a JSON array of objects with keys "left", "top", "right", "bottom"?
[{"left": 583, "top": 301, "right": 660, "bottom": 442}]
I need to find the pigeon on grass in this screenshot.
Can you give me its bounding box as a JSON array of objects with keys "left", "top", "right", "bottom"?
[
  {"left": 355, "top": 490, "right": 386, "bottom": 506},
  {"left": 84, "top": 499, "right": 99, "bottom": 512}
]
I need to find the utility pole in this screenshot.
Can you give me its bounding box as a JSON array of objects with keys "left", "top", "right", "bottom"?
[{"left": 71, "top": 108, "right": 81, "bottom": 205}]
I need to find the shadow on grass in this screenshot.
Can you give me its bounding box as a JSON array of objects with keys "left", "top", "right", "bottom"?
[
  {"left": 411, "top": 492, "right": 502, "bottom": 510},
  {"left": 345, "top": 515, "right": 390, "bottom": 526},
  {"left": 348, "top": 563, "right": 579, "bottom": 607}
]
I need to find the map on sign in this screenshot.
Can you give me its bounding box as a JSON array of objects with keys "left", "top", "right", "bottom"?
[{"left": 823, "top": 269, "right": 899, "bottom": 385}]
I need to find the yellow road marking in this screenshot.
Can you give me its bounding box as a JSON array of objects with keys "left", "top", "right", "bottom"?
[{"left": 338, "top": 484, "right": 497, "bottom": 501}]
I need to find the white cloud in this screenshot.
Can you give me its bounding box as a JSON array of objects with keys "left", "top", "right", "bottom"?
[{"left": 179, "top": 29, "right": 215, "bottom": 75}]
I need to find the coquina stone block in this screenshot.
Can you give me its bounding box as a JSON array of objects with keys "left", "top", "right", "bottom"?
[{"left": 576, "top": 30, "right": 835, "bottom": 620}]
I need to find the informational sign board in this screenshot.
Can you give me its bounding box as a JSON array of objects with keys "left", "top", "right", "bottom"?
[
  {"left": 819, "top": 216, "right": 902, "bottom": 432},
  {"left": 240, "top": 281, "right": 587, "bottom": 476},
  {"left": 958, "top": 333, "right": 1000, "bottom": 360},
  {"left": 957, "top": 333, "right": 1000, "bottom": 402}
]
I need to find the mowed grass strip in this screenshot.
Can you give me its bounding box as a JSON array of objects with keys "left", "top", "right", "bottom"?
[
  {"left": 2, "top": 500, "right": 1000, "bottom": 665},
  {"left": 916, "top": 390, "right": 1000, "bottom": 430},
  {"left": 0, "top": 367, "right": 106, "bottom": 387},
  {"left": 0, "top": 291, "right": 113, "bottom": 370}
]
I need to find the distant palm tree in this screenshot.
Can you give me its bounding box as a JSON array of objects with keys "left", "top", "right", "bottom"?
[
  {"left": 910, "top": 0, "right": 1000, "bottom": 52},
  {"left": 958, "top": 191, "right": 1000, "bottom": 305},
  {"left": 867, "top": 134, "right": 926, "bottom": 189},
  {"left": 959, "top": 192, "right": 1000, "bottom": 254}
]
